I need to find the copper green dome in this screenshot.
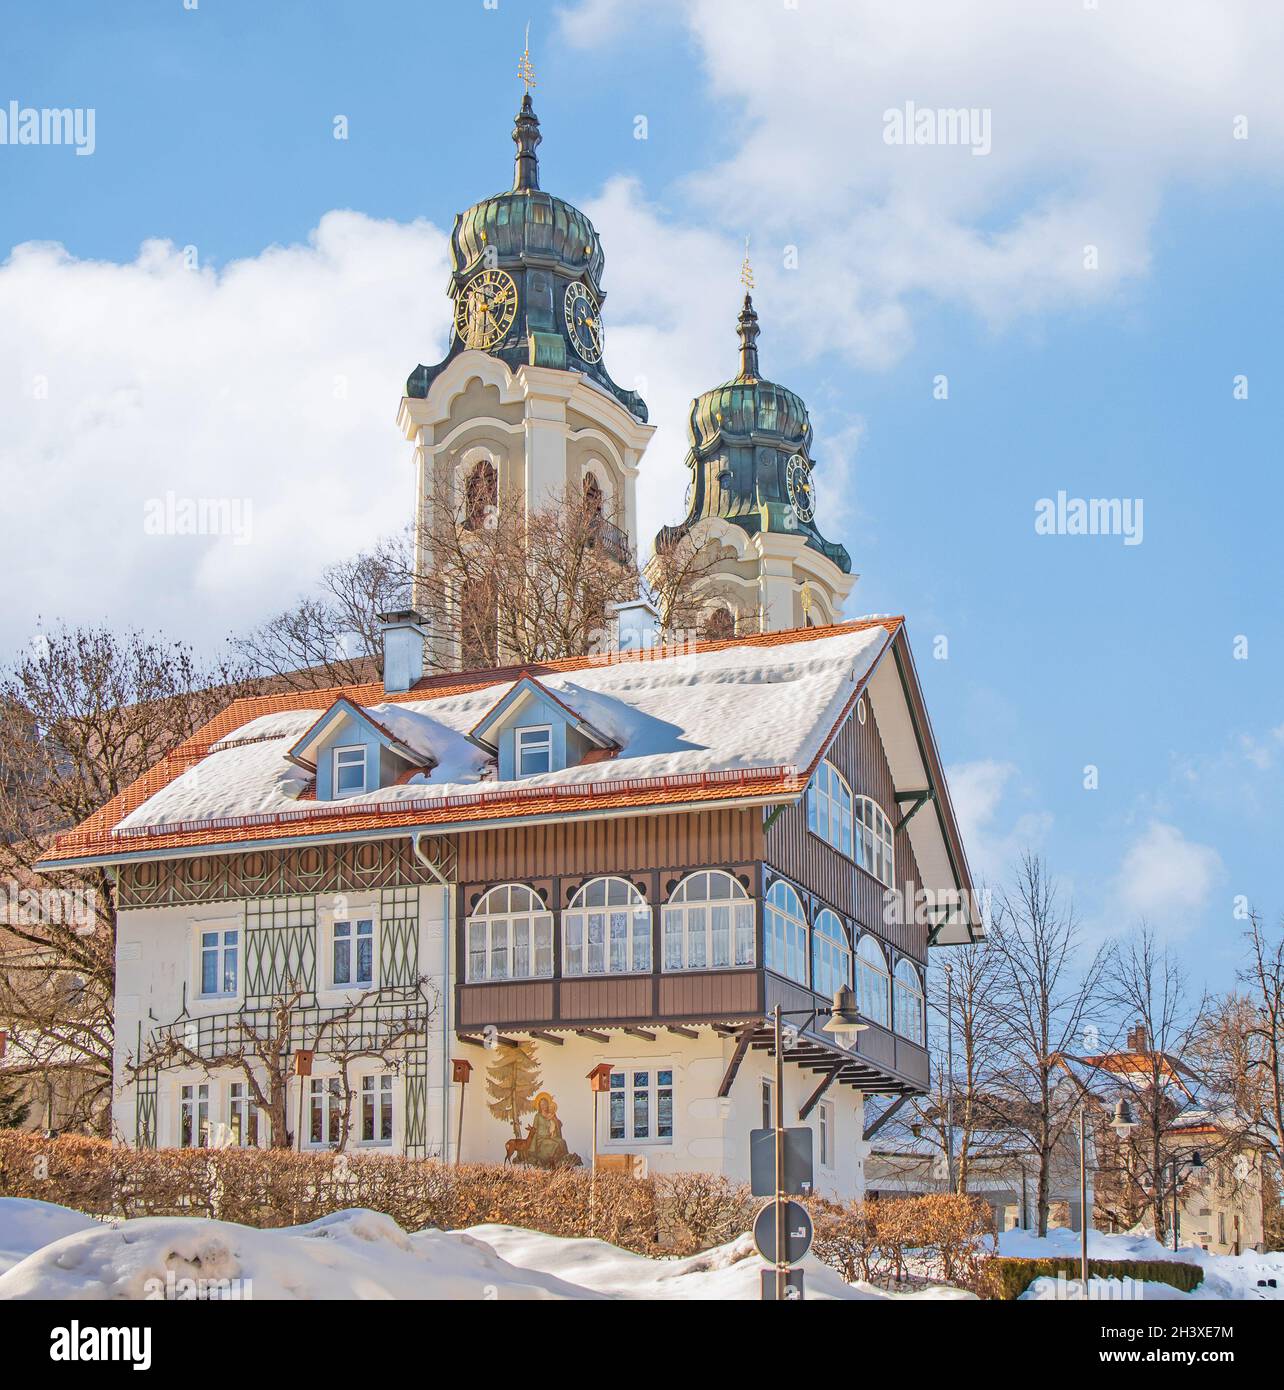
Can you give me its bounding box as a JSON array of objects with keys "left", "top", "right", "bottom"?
[
  {"left": 688, "top": 296, "right": 812, "bottom": 454},
  {"left": 450, "top": 95, "right": 606, "bottom": 285}
]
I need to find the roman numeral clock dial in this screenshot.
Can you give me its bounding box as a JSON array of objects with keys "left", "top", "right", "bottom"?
[
  {"left": 455, "top": 268, "right": 518, "bottom": 350},
  {"left": 565, "top": 281, "right": 604, "bottom": 363},
  {"left": 786, "top": 452, "right": 815, "bottom": 522}
]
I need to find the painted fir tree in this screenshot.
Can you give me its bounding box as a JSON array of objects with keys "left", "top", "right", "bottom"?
[{"left": 485, "top": 1041, "right": 541, "bottom": 1140}]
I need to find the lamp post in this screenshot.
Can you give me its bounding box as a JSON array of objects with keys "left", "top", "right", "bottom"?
[
  {"left": 1168, "top": 1150, "right": 1204, "bottom": 1252},
  {"left": 1079, "top": 1096, "right": 1137, "bottom": 1291},
  {"left": 770, "top": 985, "right": 866, "bottom": 1300}
]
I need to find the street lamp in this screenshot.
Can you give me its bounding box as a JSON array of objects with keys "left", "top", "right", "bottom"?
[
  {"left": 1078, "top": 1094, "right": 1138, "bottom": 1291},
  {"left": 768, "top": 988, "right": 867, "bottom": 1300},
  {"left": 1168, "top": 1149, "right": 1204, "bottom": 1253}
]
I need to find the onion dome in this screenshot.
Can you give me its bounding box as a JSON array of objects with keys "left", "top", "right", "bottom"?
[
  {"left": 656, "top": 293, "right": 850, "bottom": 575},
  {"left": 688, "top": 294, "right": 812, "bottom": 454}
]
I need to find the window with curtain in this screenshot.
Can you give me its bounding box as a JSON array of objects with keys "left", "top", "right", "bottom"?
[
  {"left": 855, "top": 796, "right": 895, "bottom": 887},
  {"left": 893, "top": 958, "right": 924, "bottom": 1043},
  {"left": 662, "top": 870, "right": 755, "bottom": 971},
  {"left": 465, "top": 884, "right": 554, "bottom": 982},
  {"left": 764, "top": 879, "right": 808, "bottom": 985},
  {"left": 807, "top": 759, "right": 853, "bottom": 857},
  {"left": 856, "top": 934, "right": 890, "bottom": 1027},
  {"left": 564, "top": 876, "right": 652, "bottom": 976},
  {"left": 811, "top": 908, "right": 851, "bottom": 1000}
]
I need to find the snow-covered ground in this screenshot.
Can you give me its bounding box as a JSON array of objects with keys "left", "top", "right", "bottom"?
[
  {"left": 2, "top": 1199, "right": 1278, "bottom": 1300},
  {"left": 999, "top": 1225, "right": 1284, "bottom": 1301},
  {"left": 0, "top": 1201, "right": 971, "bottom": 1301}
]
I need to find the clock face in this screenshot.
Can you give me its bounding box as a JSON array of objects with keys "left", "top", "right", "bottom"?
[
  {"left": 455, "top": 269, "right": 518, "bottom": 350},
  {"left": 564, "top": 281, "right": 604, "bottom": 363},
  {"left": 785, "top": 453, "right": 815, "bottom": 522}
]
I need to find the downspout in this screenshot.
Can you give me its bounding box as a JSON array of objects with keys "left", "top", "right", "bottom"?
[{"left": 412, "top": 833, "right": 454, "bottom": 1164}]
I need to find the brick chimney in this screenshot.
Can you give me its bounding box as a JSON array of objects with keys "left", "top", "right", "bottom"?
[{"left": 1126, "top": 1023, "right": 1149, "bottom": 1052}]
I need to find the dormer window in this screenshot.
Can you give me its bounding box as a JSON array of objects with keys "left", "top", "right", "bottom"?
[
  {"left": 516, "top": 725, "right": 552, "bottom": 777},
  {"left": 333, "top": 745, "right": 368, "bottom": 796}
]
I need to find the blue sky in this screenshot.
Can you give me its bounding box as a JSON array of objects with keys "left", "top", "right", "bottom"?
[{"left": 2, "top": 0, "right": 1281, "bottom": 991}]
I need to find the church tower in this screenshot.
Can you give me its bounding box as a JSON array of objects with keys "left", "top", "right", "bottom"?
[
  {"left": 655, "top": 283, "right": 856, "bottom": 635},
  {"left": 397, "top": 61, "right": 655, "bottom": 668}
]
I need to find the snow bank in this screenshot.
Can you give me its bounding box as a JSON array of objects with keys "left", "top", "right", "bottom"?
[
  {"left": 0, "top": 1198, "right": 99, "bottom": 1277},
  {"left": 0, "top": 1201, "right": 971, "bottom": 1301},
  {"left": 999, "top": 1225, "right": 1284, "bottom": 1301}
]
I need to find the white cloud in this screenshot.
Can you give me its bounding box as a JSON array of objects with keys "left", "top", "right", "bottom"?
[
  {"left": 0, "top": 214, "right": 452, "bottom": 658},
  {"left": 561, "top": 0, "right": 1284, "bottom": 364},
  {"left": 945, "top": 757, "right": 1052, "bottom": 884},
  {"left": 1110, "top": 821, "right": 1223, "bottom": 935}
]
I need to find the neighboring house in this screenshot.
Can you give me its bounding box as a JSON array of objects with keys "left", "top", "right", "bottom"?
[
  {"left": 34, "top": 90, "right": 982, "bottom": 1195},
  {"left": 864, "top": 1097, "right": 1088, "bottom": 1231},
  {"left": 1059, "top": 1028, "right": 1267, "bottom": 1254}
]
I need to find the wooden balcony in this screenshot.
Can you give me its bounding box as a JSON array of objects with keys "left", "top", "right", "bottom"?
[{"left": 455, "top": 966, "right": 929, "bottom": 1094}]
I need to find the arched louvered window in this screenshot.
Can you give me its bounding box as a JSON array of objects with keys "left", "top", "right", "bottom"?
[
  {"left": 894, "top": 958, "right": 924, "bottom": 1043},
  {"left": 463, "top": 457, "right": 497, "bottom": 531},
  {"left": 856, "top": 934, "right": 890, "bottom": 1027},
  {"left": 807, "top": 760, "right": 853, "bottom": 857},
  {"left": 765, "top": 879, "right": 808, "bottom": 985},
  {"left": 564, "top": 876, "right": 651, "bottom": 976},
  {"left": 466, "top": 884, "right": 553, "bottom": 983},
  {"left": 811, "top": 908, "right": 851, "bottom": 1000},
  {"left": 855, "top": 796, "right": 895, "bottom": 888},
  {"left": 662, "top": 870, "right": 755, "bottom": 971}
]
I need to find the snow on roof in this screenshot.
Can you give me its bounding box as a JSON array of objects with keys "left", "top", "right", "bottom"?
[{"left": 115, "top": 623, "right": 890, "bottom": 834}]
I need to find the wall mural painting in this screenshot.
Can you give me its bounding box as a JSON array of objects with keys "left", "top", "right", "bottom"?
[{"left": 485, "top": 1041, "right": 582, "bottom": 1168}]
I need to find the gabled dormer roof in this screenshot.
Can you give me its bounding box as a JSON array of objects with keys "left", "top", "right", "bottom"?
[
  {"left": 285, "top": 697, "right": 438, "bottom": 774},
  {"left": 467, "top": 674, "right": 615, "bottom": 754}
]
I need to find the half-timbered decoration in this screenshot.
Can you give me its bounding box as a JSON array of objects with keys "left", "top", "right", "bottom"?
[{"left": 36, "top": 89, "right": 982, "bottom": 1202}]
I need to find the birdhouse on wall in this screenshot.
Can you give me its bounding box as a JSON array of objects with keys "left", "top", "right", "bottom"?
[{"left": 586, "top": 1062, "right": 613, "bottom": 1093}]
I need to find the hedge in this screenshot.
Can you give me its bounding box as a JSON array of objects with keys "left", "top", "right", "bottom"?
[{"left": 992, "top": 1255, "right": 1204, "bottom": 1300}]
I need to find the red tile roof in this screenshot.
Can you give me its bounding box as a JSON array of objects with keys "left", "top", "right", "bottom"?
[{"left": 39, "top": 617, "right": 902, "bottom": 866}]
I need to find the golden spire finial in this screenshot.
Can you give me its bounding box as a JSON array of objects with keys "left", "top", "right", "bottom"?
[
  {"left": 518, "top": 22, "right": 537, "bottom": 93},
  {"left": 740, "top": 235, "right": 754, "bottom": 292}
]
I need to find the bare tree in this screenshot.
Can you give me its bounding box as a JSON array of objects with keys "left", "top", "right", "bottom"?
[
  {"left": 0, "top": 626, "right": 254, "bottom": 1134},
  {"left": 644, "top": 528, "right": 757, "bottom": 639},
  {"left": 985, "top": 852, "right": 1109, "bottom": 1234},
  {"left": 1099, "top": 925, "right": 1211, "bottom": 1241}
]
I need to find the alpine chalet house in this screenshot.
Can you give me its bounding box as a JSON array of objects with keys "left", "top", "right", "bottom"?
[{"left": 37, "top": 87, "right": 980, "bottom": 1200}]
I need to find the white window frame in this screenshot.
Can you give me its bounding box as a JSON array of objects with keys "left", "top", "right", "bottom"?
[
  {"left": 661, "top": 870, "right": 755, "bottom": 972},
  {"left": 855, "top": 795, "right": 895, "bottom": 888},
  {"left": 179, "top": 1081, "right": 211, "bottom": 1148},
  {"left": 761, "top": 1076, "right": 774, "bottom": 1130},
  {"left": 307, "top": 1075, "right": 345, "bottom": 1149},
  {"left": 811, "top": 908, "right": 851, "bottom": 1000},
  {"left": 856, "top": 934, "right": 891, "bottom": 1028},
  {"left": 227, "top": 1080, "right": 260, "bottom": 1148},
  {"left": 764, "top": 879, "right": 808, "bottom": 985},
  {"left": 332, "top": 744, "right": 368, "bottom": 797},
  {"left": 604, "top": 1063, "right": 674, "bottom": 1147},
  {"left": 465, "top": 884, "right": 555, "bottom": 982},
  {"left": 563, "top": 876, "right": 652, "bottom": 977},
  {"left": 332, "top": 915, "right": 375, "bottom": 989},
  {"left": 893, "top": 958, "right": 925, "bottom": 1043},
  {"left": 515, "top": 724, "right": 553, "bottom": 777},
  {"left": 807, "top": 759, "right": 854, "bottom": 858},
  {"left": 818, "top": 1099, "right": 834, "bottom": 1169},
  {"left": 359, "top": 1073, "right": 394, "bottom": 1146},
  {"left": 197, "top": 924, "right": 239, "bottom": 999}
]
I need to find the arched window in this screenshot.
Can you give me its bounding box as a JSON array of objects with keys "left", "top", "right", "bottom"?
[
  {"left": 564, "top": 876, "right": 651, "bottom": 976},
  {"left": 702, "top": 607, "right": 735, "bottom": 642},
  {"left": 463, "top": 458, "right": 497, "bottom": 531},
  {"left": 894, "top": 958, "right": 924, "bottom": 1043},
  {"left": 466, "top": 884, "right": 553, "bottom": 983},
  {"left": 807, "top": 760, "right": 853, "bottom": 857},
  {"left": 811, "top": 908, "right": 851, "bottom": 1000},
  {"left": 856, "top": 935, "right": 890, "bottom": 1027},
  {"left": 662, "top": 870, "right": 755, "bottom": 971},
  {"left": 764, "top": 879, "right": 808, "bottom": 985},
  {"left": 855, "top": 796, "right": 895, "bottom": 888},
  {"left": 583, "top": 471, "right": 604, "bottom": 519}
]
